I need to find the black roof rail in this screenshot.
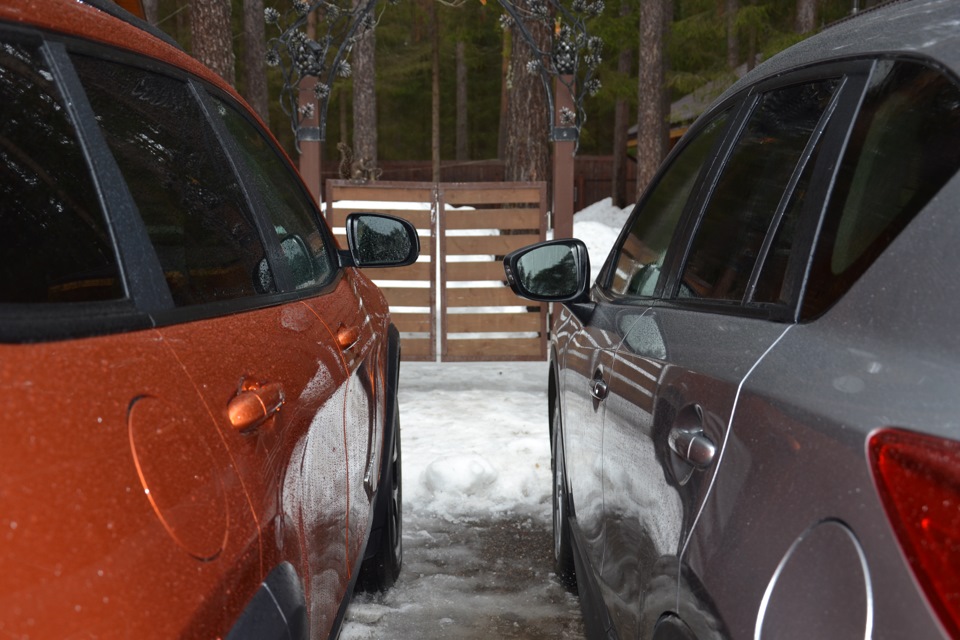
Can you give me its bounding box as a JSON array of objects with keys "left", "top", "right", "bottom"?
[{"left": 76, "top": 0, "right": 183, "bottom": 51}]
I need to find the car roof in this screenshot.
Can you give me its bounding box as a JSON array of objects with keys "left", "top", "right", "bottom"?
[{"left": 719, "top": 0, "right": 960, "bottom": 102}]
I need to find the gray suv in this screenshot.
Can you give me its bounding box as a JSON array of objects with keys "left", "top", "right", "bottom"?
[{"left": 504, "top": 1, "right": 960, "bottom": 638}]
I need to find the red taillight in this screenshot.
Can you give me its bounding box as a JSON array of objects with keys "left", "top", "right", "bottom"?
[{"left": 869, "top": 428, "right": 960, "bottom": 638}]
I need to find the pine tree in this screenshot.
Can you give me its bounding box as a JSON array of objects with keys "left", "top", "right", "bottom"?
[{"left": 190, "top": 0, "right": 236, "bottom": 86}]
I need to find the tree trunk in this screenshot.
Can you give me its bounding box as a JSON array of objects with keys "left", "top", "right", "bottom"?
[
  {"left": 726, "top": 0, "right": 739, "bottom": 69},
  {"left": 455, "top": 40, "right": 469, "bottom": 162},
  {"left": 498, "top": 28, "right": 510, "bottom": 161},
  {"left": 340, "top": 87, "right": 349, "bottom": 148},
  {"left": 242, "top": 0, "right": 270, "bottom": 124},
  {"left": 142, "top": 0, "right": 158, "bottom": 24},
  {"left": 504, "top": 8, "right": 550, "bottom": 185},
  {"left": 636, "top": 0, "right": 668, "bottom": 198},
  {"left": 796, "top": 0, "right": 817, "bottom": 33},
  {"left": 612, "top": 1, "right": 632, "bottom": 207},
  {"left": 352, "top": 0, "right": 377, "bottom": 165},
  {"left": 189, "top": 0, "right": 235, "bottom": 86},
  {"left": 430, "top": 1, "right": 441, "bottom": 182}
]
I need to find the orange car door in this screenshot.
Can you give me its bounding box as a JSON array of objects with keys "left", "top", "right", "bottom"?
[{"left": 0, "top": 331, "right": 261, "bottom": 639}]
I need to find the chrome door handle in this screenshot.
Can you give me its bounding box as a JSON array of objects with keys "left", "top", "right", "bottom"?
[
  {"left": 590, "top": 378, "right": 608, "bottom": 401},
  {"left": 668, "top": 426, "right": 716, "bottom": 469}
]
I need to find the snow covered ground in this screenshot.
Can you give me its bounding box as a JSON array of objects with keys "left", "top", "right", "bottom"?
[{"left": 340, "top": 199, "right": 632, "bottom": 638}]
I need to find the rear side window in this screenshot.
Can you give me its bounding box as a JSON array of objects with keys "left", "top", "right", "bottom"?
[
  {"left": 802, "top": 60, "right": 960, "bottom": 318},
  {"left": 679, "top": 80, "right": 838, "bottom": 302},
  {"left": 70, "top": 55, "right": 269, "bottom": 307},
  {"left": 608, "top": 112, "right": 730, "bottom": 298},
  {"left": 213, "top": 98, "right": 335, "bottom": 290},
  {"left": 0, "top": 40, "right": 123, "bottom": 303}
]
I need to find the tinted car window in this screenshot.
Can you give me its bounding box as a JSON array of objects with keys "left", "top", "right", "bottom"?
[
  {"left": 803, "top": 60, "right": 960, "bottom": 319},
  {"left": 0, "top": 40, "right": 123, "bottom": 304},
  {"left": 70, "top": 55, "right": 269, "bottom": 306},
  {"left": 608, "top": 112, "right": 730, "bottom": 298},
  {"left": 213, "top": 98, "right": 335, "bottom": 290},
  {"left": 679, "top": 80, "right": 838, "bottom": 302}
]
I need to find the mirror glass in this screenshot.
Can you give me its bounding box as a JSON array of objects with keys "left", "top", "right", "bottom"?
[
  {"left": 516, "top": 244, "right": 579, "bottom": 298},
  {"left": 355, "top": 215, "right": 412, "bottom": 266}
]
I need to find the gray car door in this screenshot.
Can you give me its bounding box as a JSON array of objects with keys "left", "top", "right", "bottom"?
[{"left": 596, "top": 75, "right": 851, "bottom": 638}]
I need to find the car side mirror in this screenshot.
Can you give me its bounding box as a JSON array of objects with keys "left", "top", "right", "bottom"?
[
  {"left": 503, "top": 239, "right": 591, "bottom": 304},
  {"left": 342, "top": 213, "right": 420, "bottom": 268}
]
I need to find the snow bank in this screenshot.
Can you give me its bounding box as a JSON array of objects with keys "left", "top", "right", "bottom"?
[{"left": 400, "top": 361, "right": 553, "bottom": 522}]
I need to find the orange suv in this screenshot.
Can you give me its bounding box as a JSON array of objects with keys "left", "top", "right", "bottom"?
[{"left": 0, "top": 0, "right": 417, "bottom": 637}]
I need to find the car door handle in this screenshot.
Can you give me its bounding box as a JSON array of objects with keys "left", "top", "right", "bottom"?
[
  {"left": 668, "top": 426, "right": 716, "bottom": 469},
  {"left": 337, "top": 324, "right": 361, "bottom": 351},
  {"left": 227, "top": 380, "right": 285, "bottom": 432},
  {"left": 590, "top": 371, "right": 609, "bottom": 400}
]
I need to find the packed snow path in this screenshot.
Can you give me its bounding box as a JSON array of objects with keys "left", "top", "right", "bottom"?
[{"left": 341, "top": 361, "right": 586, "bottom": 639}]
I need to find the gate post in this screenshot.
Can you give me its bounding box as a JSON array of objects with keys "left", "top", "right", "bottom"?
[
  {"left": 551, "top": 75, "right": 576, "bottom": 239},
  {"left": 298, "top": 14, "right": 323, "bottom": 206},
  {"left": 298, "top": 76, "right": 323, "bottom": 206}
]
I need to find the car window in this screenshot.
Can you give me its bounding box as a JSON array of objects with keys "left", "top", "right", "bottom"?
[
  {"left": 0, "top": 39, "right": 123, "bottom": 304},
  {"left": 69, "top": 54, "right": 271, "bottom": 307},
  {"left": 678, "top": 79, "right": 839, "bottom": 302},
  {"left": 212, "top": 98, "right": 336, "bottom": 290},
  {"left": 802, "top": 60, "right": 960, "bottom": 319},
  {"left": 607, "top": 111, "right": 730, "bottom": 298}
]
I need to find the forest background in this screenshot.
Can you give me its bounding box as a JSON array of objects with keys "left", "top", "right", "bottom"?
[{"left": 142, "top": 0, "right": 887, "bottom": 206}]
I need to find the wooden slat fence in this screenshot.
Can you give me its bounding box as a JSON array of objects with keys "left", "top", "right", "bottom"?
[
  {"left": 439, "top": 183, "right": 547, "bottom": 362},
  {"left": 326, "top": 182, "right": 437, "bottom": 361},
  {"left": 326, "top": 180, "right": 548, "bottom": 361}
]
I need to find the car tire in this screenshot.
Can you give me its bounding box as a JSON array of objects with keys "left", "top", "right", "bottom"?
[
  {"left": 357, "top": 399, "right": 403, "bottom": 593},
  {"left": 552, "top": 392, "right": 577, "bottom": 591}
]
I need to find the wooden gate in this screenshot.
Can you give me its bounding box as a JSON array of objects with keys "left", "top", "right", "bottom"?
[{"left": 326, "top": 180, "right": 548, "bottom": 362}]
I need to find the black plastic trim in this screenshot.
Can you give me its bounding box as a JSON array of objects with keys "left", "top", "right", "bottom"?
[
  {"left": 226, "top": 562, "right": 307, "bottom": 640},
  {"left": 0, "top": 301, "right": 153, "bottom": 343}
]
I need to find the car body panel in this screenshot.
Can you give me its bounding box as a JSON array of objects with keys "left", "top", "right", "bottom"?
[
  {"left": 595, "top": 303, "right": 789, "bottom": 638},
  {"left": 156, "top": 285, "right": 357, "bottom": 638},
  {"left": 558, "top": 303, "right": 621, "bottom": 575},
  {"left": 682, "top": 168, "right": 960, "bottom": 640},
  {"left": 0, "top": 331, "right": 260, "bottom": 638}
]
